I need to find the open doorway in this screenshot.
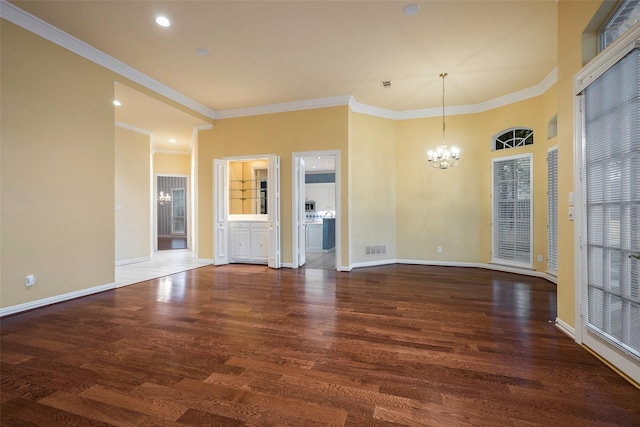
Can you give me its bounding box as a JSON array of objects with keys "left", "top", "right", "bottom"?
[
  {"left": 292, "top": 151, "right": 341, "bottom": 271},
  {"left": 213, "top": 155, "right": 281, "bottom": 268},
  {"left": 156, "top": 175, "right": 188, "bottom": 251}
]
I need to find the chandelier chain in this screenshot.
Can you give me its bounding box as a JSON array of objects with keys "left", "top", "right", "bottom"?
[
  {"left": 441, "top": 72, "right": 447, "bottom": 140},
  {"left": 427, "top": 72, "right": 460, "bottom": 170}
]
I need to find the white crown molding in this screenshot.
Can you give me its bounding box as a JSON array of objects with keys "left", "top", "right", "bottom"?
[
  {"left": 2, "top": 0, "right": 558, "bottom": 123},
  {"left": 347, "top": 97, "right": 405, "bottom": 119},
  {"left": 350, "top": 67, "right": 558, "bottom": 121},
  {"left": 215, "top": 96, "right": 351, "bottom": 119},
  {"left": 115, "top": 121, "right": 152, "bottom": 135},
  {"left": 0, "top": 0, "right": 216, "bottom": 120},
  {"left": 189, "top": 124, "right": 213, "bottom": 154}
]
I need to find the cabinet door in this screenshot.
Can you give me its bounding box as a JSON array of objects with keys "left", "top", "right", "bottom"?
[
  {"left": 251, "top": 227, "right": 269, "bottom": 262},
  {"left": 326, "top": 184, "right": 335, "bottom": 210},
  {"left": 306, "top": 224, "right": 323, "bottom": 253},
  {"left": 305, "top": 184, "right": 317, "bottom": 204},
  {"left": 231, "top": 228, "right": 251, "bottom": 260}
]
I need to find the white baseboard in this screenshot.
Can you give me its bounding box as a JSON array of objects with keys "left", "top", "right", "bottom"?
[
  {"left": 396, "top": 259, "right": 484, "bottom": 268},
  {"left": 0, "top": 282, "right": 117, "bottom": 317},
  {"left": 345, "top": 259, "right": 557, "bottom": 285},
  {"left": 350, "top": 259, "right": 397, "bottom": 269},
  {"left": 401, "top": 259, "right": 555, "bottom": 284},
  {"left": 195, "top": 258, "right": 214, "bottom": 264},
  {"left": 115, "top": 256, "right": 151, "bottom": 266},
  {"left": 555, "top": 317, "right": 576, "bottom": 339},
  {"left": 281, "top": 262, "right": 295, "bottom": 268}
]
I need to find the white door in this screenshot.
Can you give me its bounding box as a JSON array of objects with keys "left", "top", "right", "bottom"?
[
  {"left": 213, "top": 159, "right": 229, "bottom": 265},
  {"left": 576, "top": 35, "right": 640, "bottom": 384},
  {"left": 296, "top": 157, "right": 306, "bottom": 266},
  {"left": 267, "top": 155, "right": 280, "bottom": 269}
]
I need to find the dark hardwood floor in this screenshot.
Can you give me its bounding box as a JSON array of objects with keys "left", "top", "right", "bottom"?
[{"left": 1, "top": 265, "right": 638, "bottom": 426}]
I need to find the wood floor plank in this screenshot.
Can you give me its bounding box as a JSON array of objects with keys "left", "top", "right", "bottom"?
[
  {"left": 1, "top": 264, "right": 638, "bottom": 426},
  {"left": 175, "top": 408, "right": 246, "bottom": 426},
  {"left": 1, "top": 396, "right": 111, "bottom": 427},
  {"left": 79, "top": 384, "right": 187, "bottom": 421}
]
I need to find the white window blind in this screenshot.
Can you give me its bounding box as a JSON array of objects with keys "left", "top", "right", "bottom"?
[
  {"left": 548, "top": 148, "right": 558, "bottom": 275},
  {"left": 492, "top": 154, "right": 533, "bottom": 268},
  {"left": 583, "top": 47, "right": 640, "bottom": 360}
]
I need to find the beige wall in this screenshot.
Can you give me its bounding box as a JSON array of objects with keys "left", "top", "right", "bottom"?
[
  {"left": 2, "top": 2, "right": 613, "bottom": 323},
  {"left": 349, "top": 111, "right": 397, "bottom": 264},
  {"left": 396, "top": 113, "right": 485, "bottom": 262},
  {"left": 197, "top": 107, "right": 349, "bottom": 265},
  {"left": 115, "top": 127, "right": 151, "bottom": 262},
  {"left": 556, "top": 0, "right": 605, "bottom": 327},
  {"left": 153, "top": 152, "right": 191, "bottom": 175},
  {"left": 1, "top": 22, "right": 116, "bottom": 308}
]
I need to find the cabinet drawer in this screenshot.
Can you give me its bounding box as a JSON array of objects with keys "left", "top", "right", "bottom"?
[{"left": 230, "top": 222, "right": 251, "bottom": 229}]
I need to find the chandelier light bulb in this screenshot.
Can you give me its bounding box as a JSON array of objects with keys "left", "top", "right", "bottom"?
[{"left": 158, "top": 191, "right": 172, "bottom": 205}]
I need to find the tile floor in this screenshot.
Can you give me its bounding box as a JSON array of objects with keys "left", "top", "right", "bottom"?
[
  {"left": 115, "top": 249, "right": 337, "bottom": 287},
  {"left": 115, "top": 249, "right": 211, "bottom": 287},
  {"left": 303, "top": 251, "right": 336, "bottom": 270}
]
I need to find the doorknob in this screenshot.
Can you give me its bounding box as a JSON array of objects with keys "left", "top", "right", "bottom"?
[{"left": 629, "top": 254, "right": 640, "bottom": 260}]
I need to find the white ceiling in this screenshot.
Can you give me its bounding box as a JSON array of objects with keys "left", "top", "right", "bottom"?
[
  {"left": 114, "top": 83, "right": 210, "bottom": 153},
  {"left": 303, "top": 156, "right": 336, "bottom": 173},
  {"left": 10, "top": 0, "right": 558, "bottom": 153}
]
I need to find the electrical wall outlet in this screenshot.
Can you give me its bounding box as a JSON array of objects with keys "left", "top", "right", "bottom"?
[
  {"left": 537, "top": 255, "right": 543, "bottom": 263},
  {"left": 25, "top": 274, "right": 36, "bottom": 287},
  {"left": 437, "top": 246, "right": 442, "bottom": 253}
]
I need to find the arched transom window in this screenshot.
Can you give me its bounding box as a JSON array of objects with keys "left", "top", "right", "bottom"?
[{"left": 493, "top": 128, "right": 534, "bottom": 151}]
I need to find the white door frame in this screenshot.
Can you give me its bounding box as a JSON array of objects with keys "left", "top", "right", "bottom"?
[
  {"left": 153, "top": 173, "right": 190, "bottom": 253},
  {"left": 213, "top": 159, "right": 228, "bottom": 265},
  {"left": 213, "top": 154, "right": 281, "bottom": 268},
  {"left": 291, "top": 150, "right": 341, "bottom": 270},
  {"left": 573, "top": 23, "right": 640, "bottom": 384}
]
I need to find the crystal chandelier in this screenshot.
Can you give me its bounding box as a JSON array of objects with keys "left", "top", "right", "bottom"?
[
  {"left": 158, "top": 191, "right": 171, "bottom": 205},
  {"left": 428, "top": 73, "right": 460, "bottom": 169}
]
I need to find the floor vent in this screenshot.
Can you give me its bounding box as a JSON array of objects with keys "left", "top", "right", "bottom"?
[{"left": 365, "top": 245, "right": 386, "bottom": 256}]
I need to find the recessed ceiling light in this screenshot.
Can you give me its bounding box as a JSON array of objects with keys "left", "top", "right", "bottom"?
[
  {"left": 113, "top": 100, "right": 121, "bottom": 106},
  {"left": 403, "top": 4, "right": 420, "bottom": 16},
  {"left": 155, "top": 16, "right": 171, "bottom": 27},
  {"left": 196, "top": 47, "right": 209, "bottom": 56},
  {"left": 169, "top": 139, "right": 176, "bottom": 143}
]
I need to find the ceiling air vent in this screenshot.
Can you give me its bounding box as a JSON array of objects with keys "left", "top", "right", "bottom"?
[{"left": 381, "top": 80, "right": 392, "bottom": 88}]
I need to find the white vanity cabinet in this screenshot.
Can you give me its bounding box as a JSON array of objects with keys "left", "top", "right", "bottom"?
[{"left": 230, "top": 221, "right": 268, "bottom": 264}]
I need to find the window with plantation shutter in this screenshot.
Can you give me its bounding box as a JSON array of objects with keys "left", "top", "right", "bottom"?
[
  {"left": 492, "top": 153, "right": 533, "bottom": 268},
  {"left": 548, "top": 148, "right": 558, "bottom": 275},
  {"left": 582, "top": 46, "right": 640, "bottom": 362}
]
